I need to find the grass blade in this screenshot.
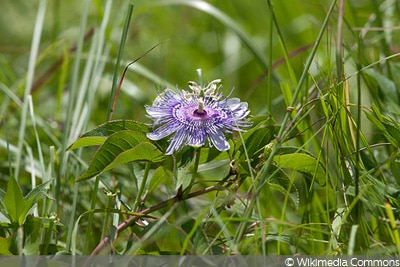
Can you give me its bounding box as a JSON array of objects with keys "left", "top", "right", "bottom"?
[{"left": 15, "top": 0, "right": 47, "bottom": 180}]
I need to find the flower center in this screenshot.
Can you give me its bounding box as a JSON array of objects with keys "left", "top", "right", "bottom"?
[{"left": 193, "top": 109, "right": 208, "bottom": 117}]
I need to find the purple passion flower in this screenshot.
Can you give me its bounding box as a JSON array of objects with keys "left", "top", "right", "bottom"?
[{"left": 145, "top": 79, "right": 251, "bottom": 155}]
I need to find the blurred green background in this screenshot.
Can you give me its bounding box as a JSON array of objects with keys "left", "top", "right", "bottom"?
[{"left": 1, "top": 0, "right": 371, "bottom": 122}]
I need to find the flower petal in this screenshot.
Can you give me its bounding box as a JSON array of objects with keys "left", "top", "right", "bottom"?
[
  {"left": 165, "top": 129, "right": 187, "bottom": 155},
  {"left": 145, "top": 106, "right": 171, "bottom": 118},
  {"left": 227, "top": 98, "right": 241, "bottom": 110},
  {"left": 228, "top": 99, "right": 249, "bottom": 118},
  {"left": 187, "top": 128, "right": 207, "bottom": 148},
  {"left": 208, "top": 129, "right": 230, "bottom": 151},
  {"left": 147, "top": 122, "right": 180, "bottom": 140}
]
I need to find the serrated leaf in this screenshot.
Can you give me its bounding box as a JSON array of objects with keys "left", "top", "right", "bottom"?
[
  {"left": 273, "top": 153, "right": 326, "bottom": 185},
  {"left": 67, "top": 120, "right": 149, "bottom": 150},
  {"left": 102, "top": 143, "right": 164, "bottom": 173},
  {"left": 77, "top": 131, "right": 164, "bottom": 181},
  {"left": 4, "top": 177, "right": 26, "bottom": 226},
  {"left": 67, "top": 136, "right": 107, "bottom": 151}
]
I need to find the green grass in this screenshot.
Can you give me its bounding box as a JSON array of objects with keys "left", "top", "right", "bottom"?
[{"left": 1, "top": 0, "right": 400, "bottom": 256}]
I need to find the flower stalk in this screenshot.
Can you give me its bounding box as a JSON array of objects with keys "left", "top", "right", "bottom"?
[
  {"left": 132, "top": 162, "right": 151, "bottom": 211},
  {"left": 184, "top": 148, "right": 201, "bottom": 197}
]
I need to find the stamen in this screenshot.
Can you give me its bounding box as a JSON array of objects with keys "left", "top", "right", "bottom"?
[{"left": 197, "top": 97, "right": 204, "bottom": 114}]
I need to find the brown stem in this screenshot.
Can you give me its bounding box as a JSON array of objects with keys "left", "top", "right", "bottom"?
[
  {"left": 108, "top": 42, "right": 164, "bottom": 121},
  {"left": 87, "top": 183, "right": 223, "bottom": 257}
]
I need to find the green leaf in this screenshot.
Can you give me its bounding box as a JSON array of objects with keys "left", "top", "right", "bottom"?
[
  {"left": 382, "top": 122, "right": 400, "bottom": 147},
  {"left": 238, "top": 115, "right": 277, "bottom": 160},
  {"left": 364, "top": 69, "right": 400, "bottom": 113},
  {"left": 148, "top": 166, "right": 173, "bottom": 193},
  {"left": 364, "top": 105, "right": 400, "bottom": 147},
  {"left": 0, "top": 187, "right": 5, "bottom": 200},
  {"left": 2, "top": 180, "right": 51, "bottom": 227},
  {"left": 180, "top": 218, "right": 208, "bottom": 253},
  {"left": 390, "top": 160, "right": 400, "bottom": 178},
  {"left": 102, "top": 143, "right": 164, "bottom": 173},
  {"left": 269, "top": 180, "right": 299, "bottom": 210},
  {"left": 364, "top": 108, "right": 385, "bottom": 132},
  {"left": 77, "top": 131, "right": 164, "bottom": 181},
  {"left": 24, "top": 179, "right": 52, "bottom": 203},
  {"left": 0, "top": 212, "right": 11, "bottom": 224},
  {"left": 175, "top": 159, "right": 231, "bottom": 191},
  {"left": 0, "top": 237, "right": 13, "bottom": 255},
  {"left": 22, "top": 180, "right": 53, "bottom": 225},
  {"left": 280, "top": 82, "right": 293, "bottom": 107},
  {"left": 175, "top": 163, "right": 192, "bottom": 191},
  {"left": 67, "top": 136, "right": 107, "bottom": 151},
  {"left": 22, "top": 216, "right": 42, "bottom": 255},
  {"left": 273, "top": 153, "right": 326, "bottom": 185},
  {"left": 83, "top": 120, "right": 149, "bottom": 137},
  {"left": 67, "top": 120, "right": 149, "bottom": 150},
  {"left": 197, "top": 159, "right": 230, "bottom": 180},
  {"left": 4, "top": 177, "right": 26, "bottom": 226},
  {"left": 154, "top": 223, "right": 186, "bottom": 253}
]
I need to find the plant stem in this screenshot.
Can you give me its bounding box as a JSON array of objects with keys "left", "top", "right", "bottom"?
[
  {"left": 107, "top": 4, "right": 134, "bottom": 121},
  {"left": 66, "top": 182, "right": 79, "bottom": 252},
  {"left": 84, "top": 176, "right": 100, "bottom": 253},
  {"left": 184, "top": 148, "right": 201, "bottom": 197},
  {"left": 100, "top": 191, "right": 115, "bottom": 241},
  {"left": 42, "top": 217, "right": 54, "bottom": 255},
  {"left": 132, "top": 162, "right": 151, "bottom": 212}
]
